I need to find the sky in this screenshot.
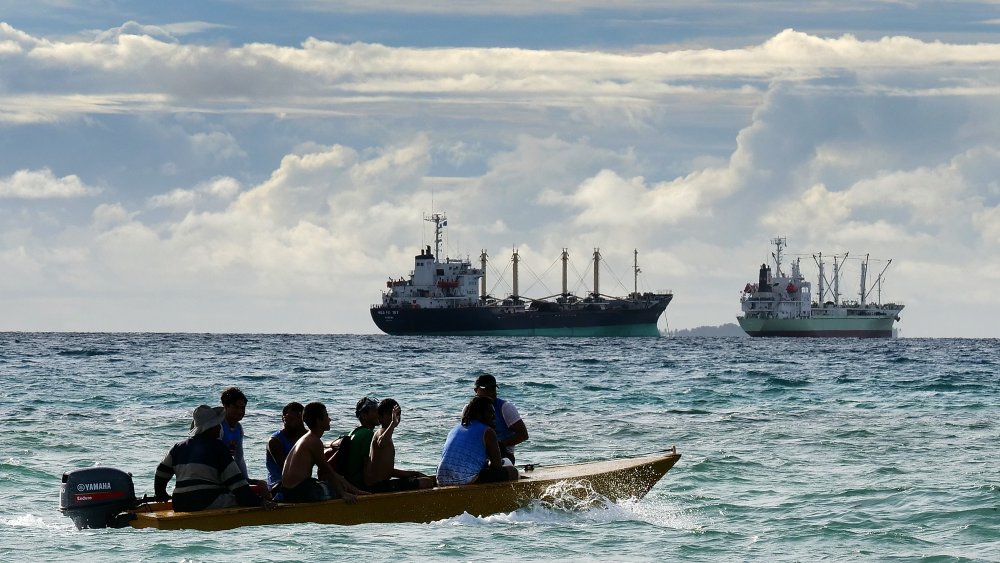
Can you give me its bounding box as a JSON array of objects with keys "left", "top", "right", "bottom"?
[{"left": 1, "top": 1, "right": 999, "bottom": 337}]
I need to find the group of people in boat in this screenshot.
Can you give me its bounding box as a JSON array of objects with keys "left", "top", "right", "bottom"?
[{"left": 153, "top": 374, "right": 529, "bottom": 511}]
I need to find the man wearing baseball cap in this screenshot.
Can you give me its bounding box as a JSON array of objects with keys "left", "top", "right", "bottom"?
[
  {"left": 153, "top": 404, "right": 263, "bottom": 512},
  {"left": 474, "top": 374, "right": 529, "bottom": 464}
]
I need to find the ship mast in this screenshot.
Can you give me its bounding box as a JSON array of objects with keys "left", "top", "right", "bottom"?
[
  {"left": 833, "top": 255, "right": 840, "bottom": 306},
  {"left": 859, "top": 254, "right": 869, "bottom": 306},
  {"left": 592, "top": 248, "right": 601, "bottom": 299},
  {"left": 771, "top": 237, "right": 786, "bottom": 277},
  {"left": 813, "top": 253, "right": 826, "bottom": 303},
  {"left": 561, "top": 248, "right": 569, "bottom": 297},
  {"left": 633, "top": 249, "right": 640, "bottom": 298},
  {"left": 424, "top": 212, "right": 447, "bottom": 260},
  {"left": 866, "top": 259, "right": 893, "bottom": 305},
  {"left": 480, "top": 249, "right": 488, "bottom": 300},
  {"left": 511, "top": 249, "right": 520, "bottom": 302}
]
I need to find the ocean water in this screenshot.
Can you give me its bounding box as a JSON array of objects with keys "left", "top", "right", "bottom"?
[{"left": 1, "top": 333, "right": 997, "bottom": 561}]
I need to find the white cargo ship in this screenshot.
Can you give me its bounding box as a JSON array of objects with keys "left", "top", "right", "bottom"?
[{"left": 738, "top": 238, "right": 904, "bottom": 337}]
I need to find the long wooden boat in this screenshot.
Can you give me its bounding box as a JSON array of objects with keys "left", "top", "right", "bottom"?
[{"left": 128, "top": 448, "right": 680, "bottom": 531}]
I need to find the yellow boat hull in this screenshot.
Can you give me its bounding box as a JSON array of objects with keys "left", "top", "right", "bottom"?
[{"left": 130, "top": 449, "right": 681, "bottom": 531}]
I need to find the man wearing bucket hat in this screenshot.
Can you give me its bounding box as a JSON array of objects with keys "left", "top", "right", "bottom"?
[{"left": 154, "top": 405, "right": 263, "bottom": 512}]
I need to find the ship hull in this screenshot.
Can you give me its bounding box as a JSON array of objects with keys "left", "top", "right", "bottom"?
[
  {"left": 372, "top": 298, "right": 671, "bottom": 337},
  {"left": 737, "top": 316, "right": 896, "bottom": 338}
]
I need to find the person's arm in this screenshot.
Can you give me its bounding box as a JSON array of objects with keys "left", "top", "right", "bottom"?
[
  {"left": 153, "top": 474, "right": 171, "bottom": 501},
  {"left": 373, "top": 406, "right": 400, "bottom": 448},
  {"left": 153, "top": 453, "right": 174, "bottom": 501},
  {"left": 501, "top": 419, "right": 529, "bottom": 449},
  {"left": 483, "top": 427, "right": 503, "bottom": 469},
  {"left": 267, "top": 435, "right": 287, "bottom": 472},
  {"left": 390, "top": 468, "right": 428, "bottom": 478},
  {"left": 315, "top": 442, "right": 366, "bottom": 502}
]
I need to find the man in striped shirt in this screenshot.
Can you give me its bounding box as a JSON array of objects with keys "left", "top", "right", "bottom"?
[{"left": 154, "top": 405, "right": 263, "bottom": 512}]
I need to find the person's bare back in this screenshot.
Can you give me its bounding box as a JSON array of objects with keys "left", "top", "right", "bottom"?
[
  {"left": 282, "top": 430, "right": 325, "bottom": 489},
  {"left": 281, "top": 402, "right": 365, "bottom": 503}
]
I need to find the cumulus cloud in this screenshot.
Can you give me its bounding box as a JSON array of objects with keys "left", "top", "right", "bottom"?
[
  {"left": 190, "top": 131, "right": 247, "bottom": 161},
  {"left": 0, "top": 168, "right": 100, "bottom": 199},
  {"left": 3, "top": 21, "right": 1000, "bottom": 335}
]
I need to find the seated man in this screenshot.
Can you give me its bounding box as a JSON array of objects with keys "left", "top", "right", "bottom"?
[
  {"left": 154, "top": 405, "right": 263, "bottom": 512},
  {"left": 265, "top": 401, "right": 306, "bottom": 490},
  {"left": 474, "top": 374, "right": 529, "bottom": 464},
  {"left": 281, "top": 402, "right": 366, "bottom": 503},
  {"left": 343, "top": 396, "right": 379, "bottom": 489},
  {"left": 437, "top": 396, "right": 519, "bottom": 486},
  {"left": 363, "top": 399, "right": 434, "bottom": 492}
]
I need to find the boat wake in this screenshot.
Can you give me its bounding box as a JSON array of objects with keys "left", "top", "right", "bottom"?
[
  {"left": 2, "top": 513, "right": 71, "bottom": 531},
  {"left": 436, "top": 479, "right": 698, "bottom": 530},
  {"left": 536, "top": 479, "right": 608, "bottom": 512}
]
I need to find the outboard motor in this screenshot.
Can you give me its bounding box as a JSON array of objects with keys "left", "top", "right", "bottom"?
[{"left": 60, "top": 467, "right": 137, "bottom": 529}]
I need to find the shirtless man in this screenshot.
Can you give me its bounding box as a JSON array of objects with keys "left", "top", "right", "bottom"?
[
  {"left": 364, "top": 398, "right": 434, "bottom": 492},
  {"left": 280, "top": 402, "right": 366, "bottom": 503}
]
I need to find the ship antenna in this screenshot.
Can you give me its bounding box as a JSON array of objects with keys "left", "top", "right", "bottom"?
[{"left": 424, "top": 212, "right": 447, "bottom": 260}]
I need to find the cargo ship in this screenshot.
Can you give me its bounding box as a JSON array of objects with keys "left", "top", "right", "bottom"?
[
  {"left": 737, "top": 237, "right": 904, "bottom": 337},
  {"left": 370, "top": 214, "right": 672, "bottom": 336}
]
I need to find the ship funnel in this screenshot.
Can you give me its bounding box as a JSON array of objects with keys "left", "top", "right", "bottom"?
[{"left": 758, "top": 264, "right": 770, "bottom": 292}]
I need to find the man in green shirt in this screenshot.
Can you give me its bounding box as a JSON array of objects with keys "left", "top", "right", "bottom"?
[{"left": 345, "top": 396, "right": 379, "bottom": 489}]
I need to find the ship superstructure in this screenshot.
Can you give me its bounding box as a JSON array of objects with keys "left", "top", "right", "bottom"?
[{"left": 737, "top": 237, "right": 904, "bottom": 337}]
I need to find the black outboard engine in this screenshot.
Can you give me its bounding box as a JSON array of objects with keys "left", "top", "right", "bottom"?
[{"left": 60, "top": 467, "right": 137, "bottom": 529}]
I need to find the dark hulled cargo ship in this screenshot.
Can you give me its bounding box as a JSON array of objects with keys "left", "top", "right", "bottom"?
[{"left": 371, "top": 214, "right": 672, "bottom": 336}]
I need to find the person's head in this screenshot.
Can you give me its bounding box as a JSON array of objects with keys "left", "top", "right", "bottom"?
[
  {"left": 220, "top": 387, "right": 247, "bottom": 424},
  {"left": 355, "top": 396, "right": 379, "bottom": 428},
  {"left": 189, "top": 404, "right": 226, "bottom": 437},
  {"left": 474, "top": 373, "right": 498, "bottom": 399},
  {"left": 461, "top": 395, "right": 495, "bottom": 428},
  {"left": 377, "top": 398, "right": 399, "bottom": 426},
  {"left": 281, "top": 401, "right": 305, "bottom": 431},
  {"left": 302, "top": 402, "right": 330, "bottom": 431}
]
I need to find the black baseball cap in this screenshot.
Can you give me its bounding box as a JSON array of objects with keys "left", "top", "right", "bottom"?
[{"left": 475, "top": 374, "right": 497, "bottom": 388}]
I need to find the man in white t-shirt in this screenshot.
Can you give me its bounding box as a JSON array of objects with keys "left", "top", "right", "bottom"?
[{"left": 474, "top": 373, "right": 529, "bottom": 464}]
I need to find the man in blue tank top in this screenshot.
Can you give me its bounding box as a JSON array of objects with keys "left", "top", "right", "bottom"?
[
  {"left": 474, "top": 374, "right": 529, "bottom": 464},
  {"left": 265, "top": 401, "right": 306, "bottom": 489},
  {"left": 437, "top": 396, "right": 519, "bottom": 486},
  {"left": 221, "top": 386, "right": 267, "bottom": 492}
]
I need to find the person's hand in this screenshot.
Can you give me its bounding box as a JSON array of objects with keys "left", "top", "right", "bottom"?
[
  {"left": 342, "top": 492, "right": 358, "bottom": 505},
  {"left": 392, "top": 404, "right": 401, "bottom": 425},
  {"left": 262, "top": 498, "right": 278, "bottom": 511}
]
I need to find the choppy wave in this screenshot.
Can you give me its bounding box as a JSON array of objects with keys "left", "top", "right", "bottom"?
[{"left": 0, "top": 334, "right": 996, "bottom": 560}]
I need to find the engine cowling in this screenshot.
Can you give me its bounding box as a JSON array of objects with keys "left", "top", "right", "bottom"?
[{"left": 60, "top": 467, "right": 136, "bottom": 529}]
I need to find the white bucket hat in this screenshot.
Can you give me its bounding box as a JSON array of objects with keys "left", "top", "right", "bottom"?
[{"left": 189, "top": 404, "right": 226, "bottom": 437}]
